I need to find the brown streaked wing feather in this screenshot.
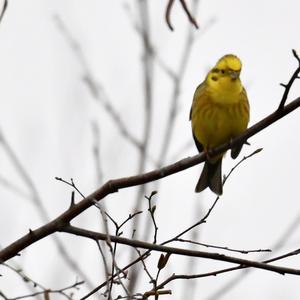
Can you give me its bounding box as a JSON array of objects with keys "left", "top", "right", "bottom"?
[
  {"left": 190, "top": 82, "right": 207, "bottom": 153},
  {"left": 189, "top": 82, "right": 207, "bottom": 120}
]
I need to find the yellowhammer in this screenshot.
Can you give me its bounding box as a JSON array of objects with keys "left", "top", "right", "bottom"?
[{"left": 190, "top": 54, "right": 250, "bottom": 195}]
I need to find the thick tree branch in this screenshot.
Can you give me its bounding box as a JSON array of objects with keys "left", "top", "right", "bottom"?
[
  {"left": 0, "top": 96, "right": 300, "bottom": 262},
  {"left": 60, "top": 225, "right": 300, "bottom": 276}
]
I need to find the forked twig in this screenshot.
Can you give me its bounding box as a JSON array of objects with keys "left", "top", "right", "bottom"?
[
  {"left": 278, "top": 49, "right": 300, "bottom": 109},
  {"left": 145, "top": 191, "right": 158, "bottom": 244},
  {"left": 79, "top": 149, "right": 264, "bottom": 299},
  {"left": 165, "top": 0, "right": 199, "bottom": 30},
  {"left": 1, "top": 264, "right": 83, "bottom": 300}
]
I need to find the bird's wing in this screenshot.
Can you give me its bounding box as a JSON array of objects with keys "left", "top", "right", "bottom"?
[
  {"left": 189, "top": 82, "right": 206, "bottom": 121},
  {"left": 231, "top": 87, "right": 250, "bottom": 159},
  {"left": 189, "top": 82, "right": 207, "bottom": 153}
]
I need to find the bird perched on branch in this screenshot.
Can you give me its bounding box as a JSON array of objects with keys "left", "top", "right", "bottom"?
[{"left": 190, "top": 54, "right": 250, "bottom": 195}]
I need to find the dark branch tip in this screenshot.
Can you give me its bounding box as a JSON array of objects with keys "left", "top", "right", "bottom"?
[
  {"left": 150, "top": 190, "right": 158, "bottom": 197},
  {"left": 253, "top": 148, "right": 263, "bottom": 155},
  {"left": 292, "top": 49, "right": 300, "bottom": 63},
  {"left": 69, "top": 191, "right": 75, "bottom": 208}
]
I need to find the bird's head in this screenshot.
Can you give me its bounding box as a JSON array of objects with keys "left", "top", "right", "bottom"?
[{"left": 207, "top": 54, "right": 242, "bottom": 85}]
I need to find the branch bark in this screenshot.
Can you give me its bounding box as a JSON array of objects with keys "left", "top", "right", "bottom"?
[
  {"left": 61, "top": 225, "right": 300, "bottom": 276},
  {"left": 1, "top": 96, "right": 300, "bottom": 262}
]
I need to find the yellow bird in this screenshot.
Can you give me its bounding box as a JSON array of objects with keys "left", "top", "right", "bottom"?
[{"left": 190, "top": 54, "right": 250, "bottom": 195}]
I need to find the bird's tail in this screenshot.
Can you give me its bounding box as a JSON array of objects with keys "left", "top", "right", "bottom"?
[{"left": 195, "top": 159, "right": 223, "bottom": 195}]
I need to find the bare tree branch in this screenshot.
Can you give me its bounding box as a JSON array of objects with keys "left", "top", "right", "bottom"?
[
  {"left": 145, "top": 191, "right": 158, "bottom": 244},
  {"left": 151, "top": 247, "right": 300, "bottom": 293},
  {"left": 165, "top": 0, "right": 199, "bottom": 30},
  {"left": 175, "top": 239, "right": 271, "bottom": 254},
  {"left": 158, "top": 0, "right": 200, "bottom": 166},
  {"left": 80, "top": 252, "right": 150, "bottom": 300},
  {"left": 0, "top": 264, "right": 84, "bottom": 300},
  {"left": 278, "top": 49, "right": 300, "bottom": 109},
  {"left": 0, "top": 130, "right": 93, "bottom": 289},
  {"left": 54, "top": 15, "right": 142, "bottom": 151},
  {"left": 204, "top": 212, "right": 300, "bottom": 300},
  {"left": 0, "top": 0, "right": 7, "bottom": 24},
  {"left": 179, "top": 0, "right": 199, "bottom": 29},
  {"left": 61, "top": 225, "right": 300, "bottom": 276},
  {"left": 91, "top": 121, "right": 104, "bottom": 186},
  {"left": 128, "top": 0, "right": 155, "bottom": 292},
  {"left": 165, "top": 0, "right": 176, "bottom": 31},
  {"left": 1, "top": 94, "right": 300, "bottom": 263}
]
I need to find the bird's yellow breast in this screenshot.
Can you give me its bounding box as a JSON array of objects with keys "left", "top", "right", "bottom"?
[{"left": 191, "top": 82, "right": 249, "bottom": 150}]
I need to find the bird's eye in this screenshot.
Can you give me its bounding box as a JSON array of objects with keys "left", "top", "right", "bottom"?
[{"left": 221, "top": 69, "right": 225, "bottom": 74}]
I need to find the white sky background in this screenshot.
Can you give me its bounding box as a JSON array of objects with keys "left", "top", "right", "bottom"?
[{"left": 0, "top": 0, "right": 300, "bottom": 299}]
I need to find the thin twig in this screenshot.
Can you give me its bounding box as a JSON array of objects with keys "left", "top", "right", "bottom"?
[
  {"left": 205, "top": 212, "right": 300, "bottom": 300},
  {"left": 134, "top": 248, "right": 154, "bottom": 283},
  {"left": 175, "top": 238, "right": 271, "bottom": 254},
  {"left": 1, "top": 262, "right": 48, "bottom": 295},
  {"left": 165, "top": 0, "right": 175, "bottom": 30},
  {"left": 0, "top": 129, "right": 49, "bottom": 220},
  {"left": 179, "top": 199, "right": 202, "bottom": 300},
  {"left": 139, "top": 0, "right": 201, "bottom": 270},
  {"left": 152, "top": 247, "right": 300, "bottom": 292},
  {"left": 91, "top": 121, "right": 104, "bottom": 185},
  {"left": 79, "top": 252, "right": 150, "bottom": 300},
  {"left": 158, "top": 0, "right": 200, "bottom": 166},
  {"left": 129, "top": 0, "right": 154, "bottom": 293},
  {"left": 104, "top": 210, "right": 142, "bottom": 299},
  {"left": 163, "top": 148, "right": 262, "bottom": 247},
  {"left": 278, "top": 49, "right": 300, "bottom": 109},
  {"left": 0, "top": 291, "right": 9, "bottom": 300},
  {"left": 94, "top": 202, "right": 115, "bottom": 300},
  {"left": 54, "top": 15, "right": 142, "bottom": 150},
  {"left": 0, "top": 0, "right": 8, "bottom": 24},
  {"left": 79, "top": 148, "right": 263, "bottom": 299},
  {"left": 95, "top": 240, "right": 111, "bottom": 299},
  {"left": 55, "top": 177, "right": 85, "bottom": 198},
  {"left": 145, "top": 191, "right": 158, "bottom": 244},
  {"left": 2, "top": 95, "right": 300, "bottom": 263},
  {"left": 123, "top": 2, "right": 177, "bottom": 82},
  {"left": 132, "top": 0, "right": 154, "bottom": 217},
  {"left": 0, "top": 130, "right": 93, "bottom": 289},
  {"left": 223, "top": 148, "right": 263, "bottom": 185},
  {"left": 120, "top": 212, "right": 143, "bottom": 229},
  {"left": 179, "top": 0, "right": 199, "bottom": 29},
  {"left": 8, "top": 281, "right": 84, "bottom": 300},
  {"left": 62, "top": 225, "right": 300, "bottom": 276},
  {"left": 165, "top": 0, "right": 199, "bottom": 30}
]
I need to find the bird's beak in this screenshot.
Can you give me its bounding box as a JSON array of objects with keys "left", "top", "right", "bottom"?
[{"left": 230, "top": 71, "right": 240, "bottom": 79}]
